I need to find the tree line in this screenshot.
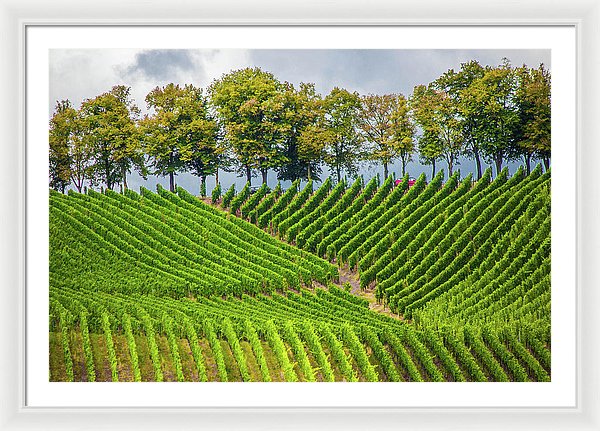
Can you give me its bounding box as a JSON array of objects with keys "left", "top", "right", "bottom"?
[{"left": 49, "top": 58, "right": 550, "bottom": 195}]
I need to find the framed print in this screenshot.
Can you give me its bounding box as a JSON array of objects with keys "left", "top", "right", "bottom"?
[{"left": 1, "top": 0, "right": 599, "bottom": 430}]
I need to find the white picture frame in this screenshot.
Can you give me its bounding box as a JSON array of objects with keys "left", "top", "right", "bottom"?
[{"left": 1, "top": 0, "right": 599, "bottom": 429}]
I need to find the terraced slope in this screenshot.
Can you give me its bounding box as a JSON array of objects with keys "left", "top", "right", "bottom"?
[
  {"left": 50, "top": 285, "right": 550, "bottom": 382},
  {"left": 223, "top": 166, "right": 551, "bottom": 332},
  {"left": 49, "top": 166, "right": 551, "bottom": 382},
  {"left": 50, "top": 186, "right": 337, "bottom": 298}
]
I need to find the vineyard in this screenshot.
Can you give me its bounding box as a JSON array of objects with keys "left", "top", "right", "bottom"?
[{"left": 49, "top": 167, "right": 551, "bottom": 382}]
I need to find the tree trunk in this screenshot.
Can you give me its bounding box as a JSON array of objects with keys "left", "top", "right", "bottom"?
[
  {"left": 215, "top": 167, "right": 219, "bottom": 186},
  {"left": 105, "top": 158, "right": 112, "bottom": 190},
  {"left": 474, "top": 148, "right": 482, "bottom": 180},
  {"left": 72, "top": 173, "right": 83, "bottom": 193},
  {"left": 201, "top": 175, "right": 207, "bottom": 197},
  {"left": 122, "top": 166, "right": 128, "bottom": 192},
  {"left": 336, "top": 166, "right": 341, "bottom": 183},
  {"left": 261, "top": 168, "right": 268, "bottom": 185},
  {"left": 543, "top": 157, "right": 550, "bottom": 171},
  {"left": 447, "top": 157, "right": 453, "bottom": 176},
  {"left": 245, "top": 165, "right": 252, "bottom": 185},
  {"left": 383, "top": 162, "right": 388, "bottom": 180},
  {"left": 494, "top": 154, "right": 503, "bottom": 178},
  {"left": 402, "top": 159, "right": 407, "bottom": 177},
  {"left": 432, "top": 160, "right": 436, "bottom": 178},
  {"left": 524, "top": 154, "right": 532, "bottom": 175},
  {"left": 307, "top": 164, "right": 312, "bottom": 181},
  {"left": 169, "top": 152, "right": 175, "bottom": 192},
  {"left": 169, "top": 172, "right": 175, "bottom": 193}
]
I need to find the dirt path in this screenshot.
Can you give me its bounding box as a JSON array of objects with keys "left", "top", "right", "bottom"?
[
  {"left": 199, "top": 197, "right": 403, "bottom": 322},
  {"left": 335, "top": 265, "right": 404, "bottom": 321}
]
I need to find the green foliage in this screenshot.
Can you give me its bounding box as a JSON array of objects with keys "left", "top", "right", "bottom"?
[
  {"left": 319, "top": 324, "right": 358, "bottom": 382},
  {"left": 340, "top": 324, "right": 378, "bottom": 382},
  {"left": 203, "top": 319, "right": 228, "bottom": 382},
  {"left": 209, "top": 68, "right": 290, "bottom": 183},
  {"left": 282, "top": 320, "right": 315, "bottom": 381},
  {"left": 221, "top": 184, "right": 236, "bottom": 208},
  {"left": 240, "top": 183, "right": 270, "bottom": 219},
  {"left": 514, "top": 64, "right": 551, "bottom": 165},
  {"left": 383, "top": 329, "right": 423, "bottom": 382},
  {"left": 123, "top": 314, "right": 142, "bottom": 382},
  {"left": 298, "top": 321, "right": 335, "bottom": 382},
  {"left": 163, "top": 314, "right": 185, "bottom": 382},
  {"left": 320, "top": 88, "right": 365, "bottom": 182},
  {"left": 243, "top": 320, "right": 271, "bottom": 382},
  {"left": 222, "top": 317, "right": 251, "bottom": 382},
  {"left": 464, "top": 59, "right": 520, "bottom": 175},
  {"left": 359, "top": 93, "right": 415, "bottom": 178},
  {"left": 229, "top": 182, "right": 251, "bottom": 214},
  {"left": 137, "top": 312, "right": 163, "bottom": 382},
  {"left": 250, "top": 182, "right": 281, "bottom": 224},
  {"left": 183, "top": 318, "right": 208, "bottom": 382},
  {"left": 264, "top": 320, "right": 298, "bottom": 382},
  {"left": 58, "top": 311, "right": 74, "bottom": 382},
  {"left": 101, "top": 312, "right": 119, "bottom": 382},
  {"left": 464, "top": 327, "right": 509, "bottom": 382},
  {"left": 410, "top": 84, "right": 463, "bottom": 176},
  {"left": 50, "top": 159, "right": 550, "bottom": 382},
  {"left": 211, "top": 183, "right": 222, "bottom": 204},
  {"left": 49, "top": 100, "right": 79, "bottom": 193},
  {"left": 361, "top": 326, "right": 401, "bottom": 381},
  {"left": 141, "top": 83, "right": 217, "bottom": 192},
  {"left": 257, "top": 179, "right": 299, "bottom": 229},
  {"left": 276, "top": 83, "right": 324, "bottom": 182},
  {"left": 79, "top": 312, "right": 96, "bottom": 382},
  {"left": 481, "top": 326, "right": 529, "bottom": 382},
  {"left": 51, "top": 281, "right": 551, "bottom": 382},
  {"left": 79, "top": 86, "right": 144, "bottom": 191}
]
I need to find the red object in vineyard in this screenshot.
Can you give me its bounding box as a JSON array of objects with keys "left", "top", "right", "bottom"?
[{"left": 395, "top": 178, "right": 417, "bottom": 187}]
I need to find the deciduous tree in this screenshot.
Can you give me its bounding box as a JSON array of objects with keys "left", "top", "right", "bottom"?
[
  {"left": 142, "top": 84, "right": 217, "bottom": 192},
  {"left": 176, "top": 86, "right": 220, "bottom": 195},
  {"left": 209, "top": 68, "right": 290, "bottom": 185},
  {"left": 79, "top": 87, "right": 141, "bottom": 191},
  {"left": 276, "top": 82, "right": 323, "bottom": 182},
  {"left": 107, "top": 85, "right": 147, "bottom": 190},
  {"left": 436, "top": 61, "right": 487, "bottom": 179},
  {"left": 469, "top": 59, "right": 520, "bottom": 176},
  {"left": 410, "top": 85, "right": 463, "bottom": 176},
  {"left": 514, "top": 64, "right": 551, "bottom": 173},
  {"left": 320, "top": 87, "right": 364, "bottom": 182},
  {"left": 49, "top": 100, "right": 77, "bottom": 192},
  {"left": 358, "top": 93, "right": 415, "bottom": 178}
]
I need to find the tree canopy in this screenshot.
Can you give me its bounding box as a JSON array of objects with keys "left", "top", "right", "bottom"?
[
  {"left": 49, "top": 61, "right": 550, "bottom": 194},
  {"left": 359, "top": 93, "right": 415, "bottom": 179},
  {"left": 141, "top": 83, "right": 217, "bottom": 192},
  {"left": 209, "top": 68, "right": 290, "bottom": 185}
]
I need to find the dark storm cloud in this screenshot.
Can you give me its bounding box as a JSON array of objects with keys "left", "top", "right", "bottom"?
[{"left": 121, "top": 49, "right": 196, "bottom": 81}]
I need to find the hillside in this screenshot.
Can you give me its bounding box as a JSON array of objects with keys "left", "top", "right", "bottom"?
[
  {"left": 49, "top": 168, "right": 551, "bottom": 382},
  {"left": 223, "top": 165, "right": 551, "bottom": 331}
]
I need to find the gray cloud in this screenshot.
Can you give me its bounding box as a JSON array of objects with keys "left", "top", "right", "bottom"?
[
  {"left": 249, "top": 49, "right": 550, "bottom": 97},
  {"left": 119, "top": 49, "right": 196, "bottom": 81}
]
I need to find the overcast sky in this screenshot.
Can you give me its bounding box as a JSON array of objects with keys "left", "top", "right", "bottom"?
[{"left": 49, "top": 49, "right": 550, "bottom": 193}]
